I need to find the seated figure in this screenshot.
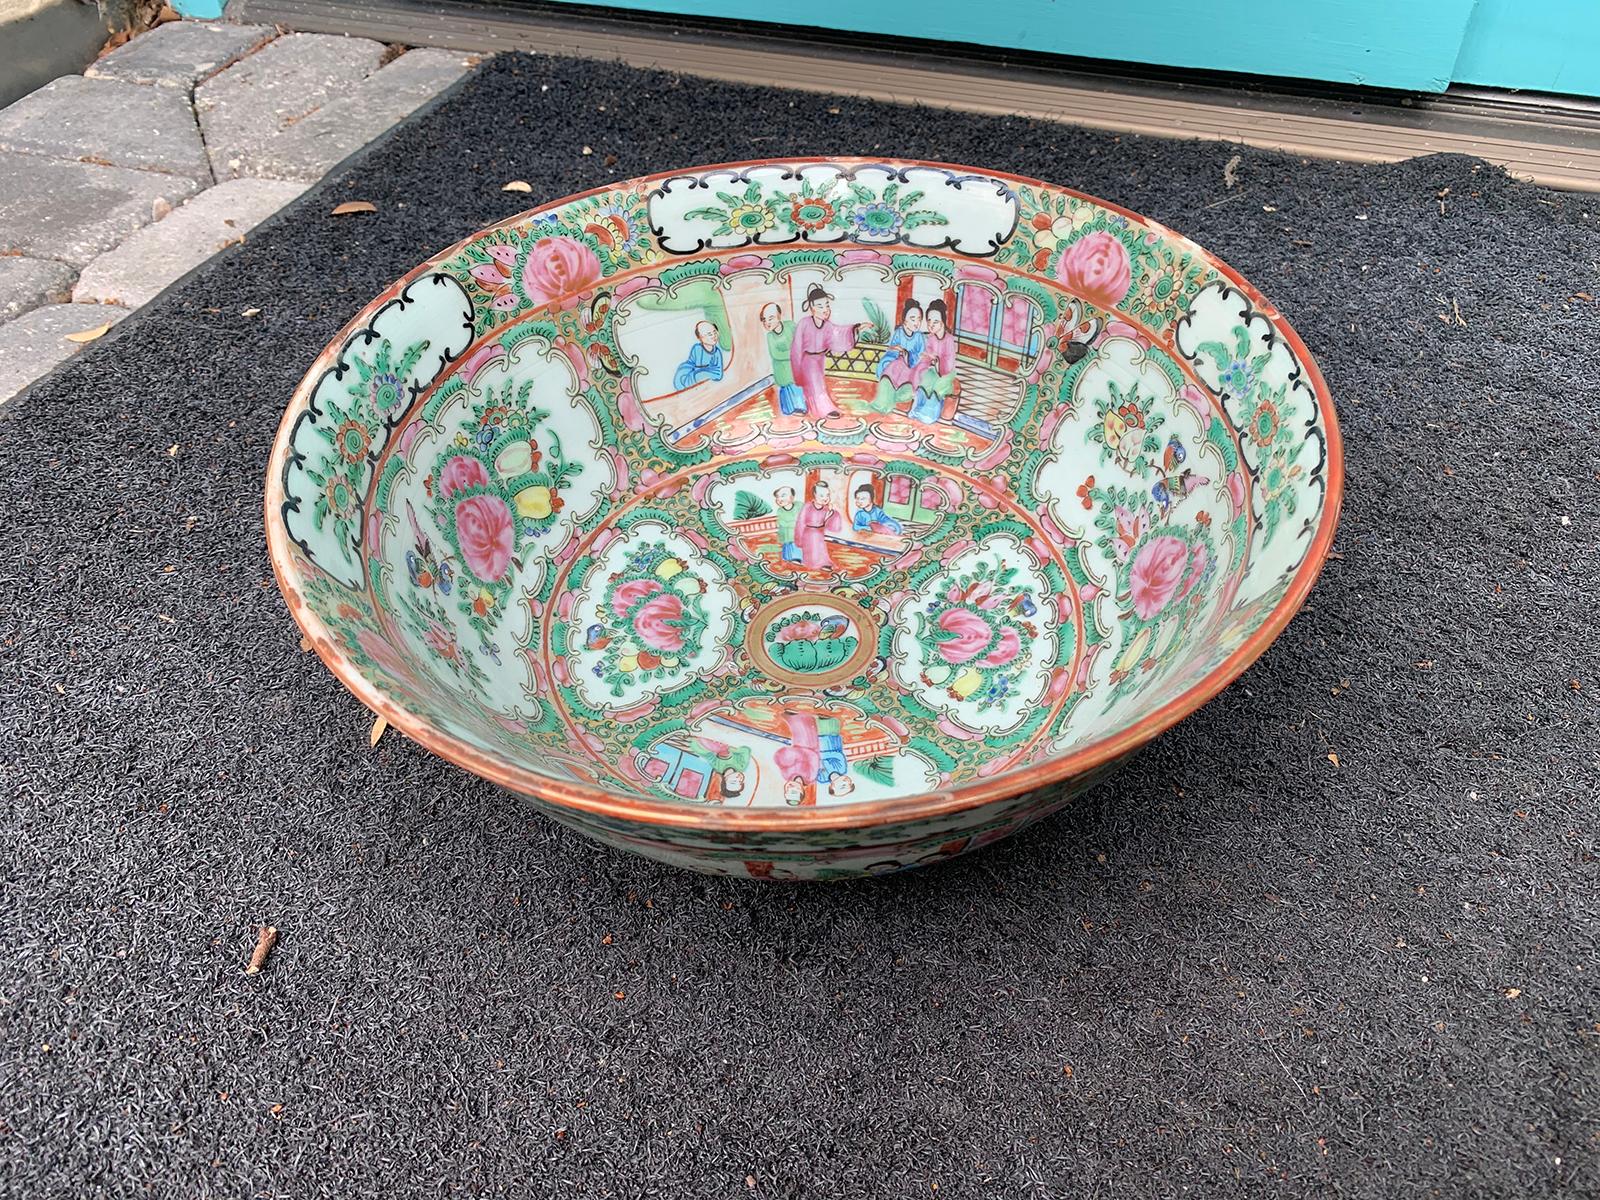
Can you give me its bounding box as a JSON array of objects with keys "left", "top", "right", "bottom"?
[{"left": 672, "top": 320, "right": 725, "bottom": 389}]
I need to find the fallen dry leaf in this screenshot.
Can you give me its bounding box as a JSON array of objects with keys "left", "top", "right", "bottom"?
[
  {"left": 64, "top": 322, "right": 113, "bottom": 344},
  {"left": 1327, "top": 752, "right": 1341, "bottom": 767},
  {"left": 240, "top": 307, "right": 261, "bottom": 317},
  {"left": 330, "top": 200, "right": 378, "bottom": 216},
  {"left": 246, "top": 925, "right": 279, "bottom": 975},
  {"left": 1505, "top": 987, "right": 1522, "bottom": 999},
  {"left": 369, "top": 715, "right": 388, "bottom": 747},
  {"left": 502, "top": 180, "right": 533, "bottom": 193}
]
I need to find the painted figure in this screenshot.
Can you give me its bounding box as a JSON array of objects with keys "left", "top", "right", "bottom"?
[
  {"left": 794, "top": 479, "right": 843, "bottom": 571},
  {"left": 640, "top": 736, "right": 750, "bottom": 804},
  {"left": 851, "top": 484, "right": 904, "bottom": 535},
  {"left": 773, "top": 485, "right": 802, "bottom": 563},
  {"left": 775, "top": 711, "right": 854, "bottom": 806},
  {"left": 869, "top": 299, "right": 925, "bottom": 413},
  {"left": 911, "top": 298, "right": 958, "bottom": 423},
  {"left": 672, "top": 320, "right": 725, "bottom": 389},
  {"left": 789, "top": 283, "right": 869, "bottom": 419},
  {"left": 760, "top": 302, "right": 806, "bottom": 415}
]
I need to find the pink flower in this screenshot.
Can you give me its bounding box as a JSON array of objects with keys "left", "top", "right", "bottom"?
[
  {"left": 610, "top": 578, "right": 663, "bottom": 620},
  {"left": 1057, "top": 231, "right": 1132, "bottom": 310},
  {"left": 454, "top": 493, "right": 515, "bottom": 582},
  {"left": 1129, "top": 535, "right": 1189, "bottom": 620},
  {"left": 1227, "top": 471, "right": 1247, "bottom": 516},
  {"left": 633, "top": 592, "right": 686, "bottom": 653},
  {"left": 520, "top": 236, "right": 602, "bottom": 307},
  {"left": 423, "top": 623, "right": 456, "bottom": 659},
  {"left": 980, "top": 625, "right": 1021, "bottom": 668},
  {"left": 357, "top": 627, "right": 413, "bottom": 681},
  {"left": 776, "top": 619, "right": 822, "bottom": 644},
  {"left": 438, "top": 455, "right": 489, "bottom": 498},
  {"left": 936, "top": 608, "right": 994, "bottom": 665}
]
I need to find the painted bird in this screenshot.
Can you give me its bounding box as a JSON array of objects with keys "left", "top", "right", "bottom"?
[
  {"left": 405, "top": 500, "right": 453, "bottom": 596},
  {"left": 1152, "top": 469, "right": 1210, "bottom": 517},
  {"left": 1162, "top": 434, "right": 1187, "bottom": 473}
]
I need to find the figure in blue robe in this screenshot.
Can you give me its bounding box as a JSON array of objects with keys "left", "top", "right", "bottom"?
[
  {"left": 673, "top": 320, "right": 725, "bottom": 389},
  {"left": 851, "top": 486, "right": 904, "bottom": 535}
]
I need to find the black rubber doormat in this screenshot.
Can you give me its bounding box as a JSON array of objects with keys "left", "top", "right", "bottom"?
[{"left": 2, "top": 51, "right": 1597, "bottom": 1198}]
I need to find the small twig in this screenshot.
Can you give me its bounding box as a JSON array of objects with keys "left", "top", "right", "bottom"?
[{"left": 246, "top": 925, "right": 279, "bottom": 975}]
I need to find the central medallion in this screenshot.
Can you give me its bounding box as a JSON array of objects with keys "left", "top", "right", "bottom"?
[{"left": 745, "top": 592, "right": 878, "bottom": 689}]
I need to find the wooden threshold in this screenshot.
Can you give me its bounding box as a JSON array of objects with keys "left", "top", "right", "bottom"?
[{"left": 231, "top": 0, "right": 1600, "bottom": 192}]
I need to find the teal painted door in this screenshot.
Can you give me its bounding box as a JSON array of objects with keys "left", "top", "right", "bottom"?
[
  {"left": 1454, "top": 0, "right": 1600, "bottom": 96},
  {"left": 543, "top": 0, "right": 1482, "bottom": 91},
  {"left": 171, "top": 0, "right": 1600, "bottom": 97}
]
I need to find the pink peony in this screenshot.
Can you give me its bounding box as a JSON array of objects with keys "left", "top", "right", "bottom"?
[
  {"left": 423, "top": 623, "right": 456, "bottom": 659},
  {"left": 520, "top": 236, "right": 602, "bottom": 307},
  {"left": 454, "top": 492, "right": 515, "bottom": 582},
  {"left": 776, "top": 619, "right": 822, "bottom": 644},
  {"left": 935, "top": 607, "right": 994, "bottom": 665},
  {"left": 438, "top": 455, "right": 489, "bottom": 498},
  {"left": 632, "top": 592, "right": 686, "bottom": 653},
  {"left": 610, "top": 578, "right": 663, "bottom": 620},
  {"left": 979, "top": 625, "right": 1022, "bottom": 668},
  {"left": 1057, "top": 231, "right": 1132, "bottom": 310},
  {"left": 1129, "top": 535, "right": 1189, "bottom": 620},
  {"left": 357, "top": 627, "right": 414, "bottom": 681}
]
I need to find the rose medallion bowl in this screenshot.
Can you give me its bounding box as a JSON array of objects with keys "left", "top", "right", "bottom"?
[{"left": 265, "top": 158, "right": 1342, "bottom": 879}]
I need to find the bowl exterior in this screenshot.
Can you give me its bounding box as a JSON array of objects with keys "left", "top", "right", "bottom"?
[{"left": 522, "top": 759, "right": 1127, "bottom": 878}]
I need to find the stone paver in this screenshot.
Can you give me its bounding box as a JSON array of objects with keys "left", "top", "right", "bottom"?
[
  {"left": 1, "top": 256, "right": 77, "bottom": 320},
  {"left": 0, "top": 75, "right": 211, "bottom": 184},
  {"left": 73, "top": 177, "right": 307, "bottom": 307},
  {"left": 0, "top": 303, "right": 130, "bottom": 405},
  {"left": 195, "top": 33, "right": 386, "bottom": 181},
  {"left": 86, "top": 21, "right": 277, "bottom": 91},
  {"left": 0, "top": 152, "right": 201, "bottom": 267},
  {"left": 243, "top": 49, "right": 472, "bottom": 182}
]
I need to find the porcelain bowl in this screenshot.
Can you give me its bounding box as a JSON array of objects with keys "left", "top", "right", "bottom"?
[{"left": 266, "top": 158, "right": 1342, "bottom": 879}]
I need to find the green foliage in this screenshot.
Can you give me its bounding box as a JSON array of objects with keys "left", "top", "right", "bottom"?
[
  {"left": 733, "top": 489, "right": 772, "bottom": 520},
  {"left": 859, "top": 297, "right": 891, "bottom": 343},
  {"left": 858, "top": 756, "right": 896, "bottom": 787}
]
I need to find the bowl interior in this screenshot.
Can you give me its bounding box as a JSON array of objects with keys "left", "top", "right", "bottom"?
[{"left": 270, "top": 160, "right": 1337, "bottom": 813}]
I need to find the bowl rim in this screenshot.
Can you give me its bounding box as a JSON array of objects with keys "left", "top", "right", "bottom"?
[{"left": 264, "top": 155, "right": 1345, "bottom": 832}]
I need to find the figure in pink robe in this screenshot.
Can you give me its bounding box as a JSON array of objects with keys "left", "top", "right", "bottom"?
[
  {"left": 793, "top": 480, "right": 842, "bottom": 570},
  {"left": 789, "top": 283, "right": 866, "bottom": 420},
  {"left": 910, "top": 297, "right": 959, "bottom": 423}
]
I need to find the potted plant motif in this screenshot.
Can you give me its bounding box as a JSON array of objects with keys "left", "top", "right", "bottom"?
[{"left": 765, "top": 610, "right": 859, "bottom": 674}]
